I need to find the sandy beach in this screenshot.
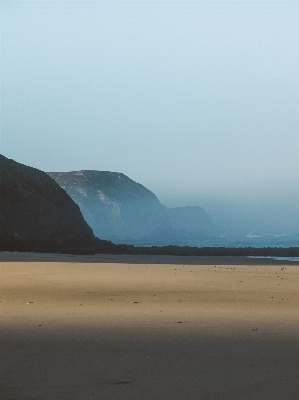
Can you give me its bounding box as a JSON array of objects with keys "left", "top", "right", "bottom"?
[{"left": 1, "top": 252, "right": 299, "bottom": 399}]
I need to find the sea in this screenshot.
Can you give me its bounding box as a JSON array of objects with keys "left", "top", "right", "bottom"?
[{"left": 248, "top": 256, "right": 299, "bottom": 262}]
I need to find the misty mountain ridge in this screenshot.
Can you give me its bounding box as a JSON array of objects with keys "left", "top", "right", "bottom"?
[
  {"left": 1, "top": 154, "right": 296, "bottom": 250},
  {"left": 48, "top": 170, "right": 298, "bottom": 248},
  {"left": 48, "top": 170, "right": 217, "bottom": 246}
]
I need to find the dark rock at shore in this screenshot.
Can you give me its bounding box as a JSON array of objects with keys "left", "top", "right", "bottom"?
[{"left": 0, "top": 155, "right": 124, "bottom": 254}]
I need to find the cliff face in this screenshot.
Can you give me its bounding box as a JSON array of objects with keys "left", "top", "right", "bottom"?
[
  {"left": 0, "top": 155, "right": 97, "bottom": 253},
  {"left": 48, "top": 171, "right": 168, "bottom": 243},
  {"left": 48, "top": 171, "right": 216, "bottom": 245}
]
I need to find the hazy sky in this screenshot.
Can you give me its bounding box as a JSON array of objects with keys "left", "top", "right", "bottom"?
[{"left": 1, "top": 1, "right": 299, "bottom": 233}]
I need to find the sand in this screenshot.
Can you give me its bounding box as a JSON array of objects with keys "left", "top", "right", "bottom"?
[{"left": 1, "top": 252, "right": 299, "bottom": 399}]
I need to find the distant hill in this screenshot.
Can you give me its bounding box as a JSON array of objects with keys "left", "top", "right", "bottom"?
[
  {"left": 167, "top": 206, "right": 217, "bottom": 243},
  {"left": 0, "top": 155, "right": 118, "bottom": 253},
  {"left": 48, "top": 170, "right": 216, "bottom": 245}
]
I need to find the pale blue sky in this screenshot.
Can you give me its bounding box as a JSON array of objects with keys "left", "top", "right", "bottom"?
[{"left": 1, "top": 1, "right": 299, "bottom": 234}]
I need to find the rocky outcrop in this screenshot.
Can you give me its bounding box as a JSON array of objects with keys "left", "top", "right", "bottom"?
[
  {"left": 0, "top": 155, "right": 101, "bottom": 253},
  {"left": 48, "top": 171, "right": 169, "bottom": 243},
  {"left": 48, "top": 171, "right": 216, "bottom": 245}
]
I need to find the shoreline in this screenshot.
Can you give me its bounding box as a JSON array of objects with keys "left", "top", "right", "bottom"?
[{"left": 1, "top": 250, "right": 299, "bottom": 265}]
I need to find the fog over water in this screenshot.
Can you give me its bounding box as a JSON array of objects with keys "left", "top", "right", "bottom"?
[{"left": 1, "top": 1, "right": 298, "bottom": 244}]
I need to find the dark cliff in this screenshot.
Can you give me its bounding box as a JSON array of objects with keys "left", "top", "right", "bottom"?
[
  {"left": 0, "top": 155, "right": 100, "bottom": 253},
  {"left": 48, "top": 171, "right": 168, "bottom": 243}
]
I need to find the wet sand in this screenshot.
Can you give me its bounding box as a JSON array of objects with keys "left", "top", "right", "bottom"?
[{"left": 1, "top": 253, "right": 299, "bottom": 399}]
